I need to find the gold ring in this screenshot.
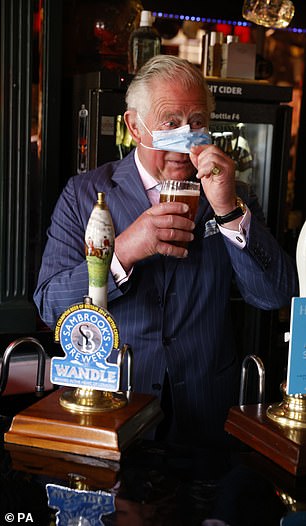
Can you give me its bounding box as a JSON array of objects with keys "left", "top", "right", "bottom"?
[{"left": 211, "top": 165, "right": 221, "bottom": 176}]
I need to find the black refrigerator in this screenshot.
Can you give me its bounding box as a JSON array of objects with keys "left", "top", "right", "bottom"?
[
  {"left": 69, "top": 73, "right": 293, "bottom": 402},
  {"left": 207, "top": 79, "right": 293, "bottom": 402}
]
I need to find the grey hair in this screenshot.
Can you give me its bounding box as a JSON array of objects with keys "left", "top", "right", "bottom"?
[{"left": 125, "top": 54, "right": 215, "bottom": 120}]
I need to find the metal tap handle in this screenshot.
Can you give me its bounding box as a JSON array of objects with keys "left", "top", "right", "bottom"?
[
  {"left": 239, "top": 354, "right": 265, "bottom": 406},
  {"left": 117, "top": 344, "right": 134, "bottom": 399},
  {"left": 0, "top": 337, "right": 47, "bottom": 396}
]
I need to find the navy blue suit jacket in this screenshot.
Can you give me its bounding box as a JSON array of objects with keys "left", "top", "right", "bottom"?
[{"left": 34, "top": 151, "right": 298, "bottom": 446}]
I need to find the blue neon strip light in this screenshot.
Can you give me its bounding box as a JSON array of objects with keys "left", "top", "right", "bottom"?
[{"left": 152, "top": 11, "right": 306, "bottom": 34}]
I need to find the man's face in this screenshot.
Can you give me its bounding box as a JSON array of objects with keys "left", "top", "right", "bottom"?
[{"left": 137, "top": 80, "right": 209, "bottom": 182}]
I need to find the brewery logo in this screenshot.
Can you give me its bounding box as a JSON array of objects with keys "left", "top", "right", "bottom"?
[
  {"left": 47, "top": 484, "right": 115, "bottom": 526},
  {"left": 51, "top": 303, "right": 120, "bottom": 391}
]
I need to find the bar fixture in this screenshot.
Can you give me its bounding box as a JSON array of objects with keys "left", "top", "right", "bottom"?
[{"left": 242, "top": 0, "right": 295, "bottom": 28}]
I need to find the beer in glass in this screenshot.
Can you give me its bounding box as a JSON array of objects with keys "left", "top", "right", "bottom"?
[{"left": 159, "top": 180, "right": 200, "bottom": 248}]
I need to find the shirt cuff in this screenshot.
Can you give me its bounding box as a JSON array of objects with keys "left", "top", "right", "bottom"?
[
  {"left": 217, "top": 206, "right": 250, "bottom": 249},
  {"left": 111, "top": 252, "right": 133, "bottom": 286}
]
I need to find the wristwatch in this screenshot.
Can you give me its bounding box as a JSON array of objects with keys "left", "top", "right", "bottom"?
[{"left": 214, "top": 197, "right": 247, "bottom": 225}]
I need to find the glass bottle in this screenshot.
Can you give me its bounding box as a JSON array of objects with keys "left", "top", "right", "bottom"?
[
  {"left": 128, "top": 10, "right": 161, "bottom": 74},
  {"left": 207, "top": 31, "right": 224, "bottom": 77},
  {"left": 212, "top": 131, "right": 224, "bottom": 150},
  {"left": 223, "top": 131, "right": 234, "bottom": 159},
  {"left": 233, "top": 123, "right": 253, "bottom": 176},
  {"left": 221, "top": 35, "right": 239, "bottom": 78}
]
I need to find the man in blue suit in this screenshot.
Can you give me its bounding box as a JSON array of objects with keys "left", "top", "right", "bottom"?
[{"left": 34, "top": 55, "right": 298, "bottom": 447}]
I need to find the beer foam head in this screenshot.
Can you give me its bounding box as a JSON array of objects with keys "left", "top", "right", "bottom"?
[
  {"left": 160, "top": 188, "right": 199, "bottom": 196},
  {"left": 159, "top": 180, "right": 200, "bottom": 195}
]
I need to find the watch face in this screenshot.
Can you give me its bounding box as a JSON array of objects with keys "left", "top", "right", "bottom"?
[{"left": 236, "top": 197, "right": 247, "bottom": 215}]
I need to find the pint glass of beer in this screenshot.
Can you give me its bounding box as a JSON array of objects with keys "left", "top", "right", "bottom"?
[{"left": 159, "top": 180, "right": 200, "bottom": 248}]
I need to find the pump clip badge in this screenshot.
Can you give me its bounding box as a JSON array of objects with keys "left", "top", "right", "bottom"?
[
  {"left": 52, "top": 302, "right": 120, "bottom": 391},
  {"left": 47, "top": 484, "right": 115, "bottom": 526}
]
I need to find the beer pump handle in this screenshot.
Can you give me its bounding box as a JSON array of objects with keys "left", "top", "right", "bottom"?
[
  {"left": 284, "top": 219, "right": 306, "bottom": 345},
  {"left": 85, "top": 192, "right": 115, "bottom": 308},
  {"left": 296, "top": 219, "right": 306, "bottom": 298},
  {"left": 283, "top": 219, "right": 306, "bottom": 395}
]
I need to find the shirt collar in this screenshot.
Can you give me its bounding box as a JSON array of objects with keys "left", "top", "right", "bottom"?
[{"left": 134, "top": 149, "right": 160, "bottom": 191}]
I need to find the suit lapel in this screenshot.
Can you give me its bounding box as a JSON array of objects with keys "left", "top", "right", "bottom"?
[
  {"left": 109, "top": 152, "right": 150, "bottom": 231},
  {"left": 105, "top": 153, "right": 166, "bottom": 294}
]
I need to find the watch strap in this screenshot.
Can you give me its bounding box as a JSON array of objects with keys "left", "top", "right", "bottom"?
[{"left": 214, "top": 197, "right": 246, "bottom": 225}]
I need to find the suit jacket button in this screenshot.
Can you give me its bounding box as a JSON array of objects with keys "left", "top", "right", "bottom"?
[{"left": 152, "top": 383, "right": 162, "bottom": 390}]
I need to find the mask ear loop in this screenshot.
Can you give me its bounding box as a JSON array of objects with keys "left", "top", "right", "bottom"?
[
  {"left": 140, "top": 143, "right": 162, "bottom": 150},
  {"left": 137, "top": 114, "right": 153, "bottom": 137},
  {"left": 137, "top": 113, "right": 163, "bottom": 150}
]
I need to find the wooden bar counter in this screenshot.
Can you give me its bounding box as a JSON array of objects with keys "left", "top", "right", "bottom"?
[{"left": 0, "top": 393, "right": 306, "bottom": 525}]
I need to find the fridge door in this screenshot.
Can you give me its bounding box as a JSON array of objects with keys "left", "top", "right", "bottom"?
[
  {"left": 209, "top": 99, "right": 292, "bottom": 241},
  {"left": 71, "top": 70, "right": 133, "bottom": 175},
  {"left": 207, "top": 84, "right": 293, "bottom": 402}
]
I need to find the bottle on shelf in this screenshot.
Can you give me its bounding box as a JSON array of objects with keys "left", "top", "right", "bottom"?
[
  {"left": 232, "top": 123, "right": 254, "bottom": 184},
  {"left": 223, "top": 131, "right": 234, "bottom": 158},
  {"left": 221, "top": 35, "right": 239, "bottom": 78},
  {"left": 201, "top": 31, "right": 210, "bottom": 77},
  {"left": 211, "top": 131, "right": 224, "bottom": 149},
  {"left": 207, "top": 31, "right": 224, "bottom": 77},
  {"left": 128, "top": 10, "right": 161, "bottom": 75}
]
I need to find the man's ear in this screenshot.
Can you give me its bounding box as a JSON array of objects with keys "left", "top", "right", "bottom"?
[{"left": 124, "top": 110, "right": 141, "bottom": 143}]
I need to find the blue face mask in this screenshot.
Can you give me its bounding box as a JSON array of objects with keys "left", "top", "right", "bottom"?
[{"left": 138, "top": 115, "right": 211, "bottom": 154}]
